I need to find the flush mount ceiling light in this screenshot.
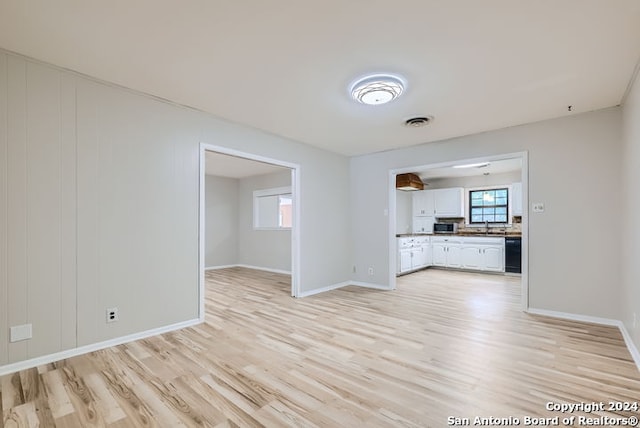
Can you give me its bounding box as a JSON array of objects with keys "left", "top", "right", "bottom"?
[
  {"left": 350, "top": 74, "right": 405, "bottom": 105},
  {"left": 452, "top": 162, "right": 491, "bottom": 169}
]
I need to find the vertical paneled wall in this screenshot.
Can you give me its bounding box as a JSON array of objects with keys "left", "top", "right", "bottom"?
[
  {"left": 0, "top": 52, "right": 201, "bottom": 366},
  {"left": 0, "top": 53, "right": 78, "bottom": 364}
]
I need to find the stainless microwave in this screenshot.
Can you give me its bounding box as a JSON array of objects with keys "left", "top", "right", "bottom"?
[{"left": 433, "top": 223, "right": 458, "bottom": 234}]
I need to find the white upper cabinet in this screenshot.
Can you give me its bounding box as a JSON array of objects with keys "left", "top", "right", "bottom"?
[
  {"left": 512, "top": 182, "right": 523, "bottom": 216},
  {"left": 412, "top": 190, "right": 435, "bottom": 216},
  {"left": 413, "top": 188, "right": 463, "bottom": 218},
  {"left": 433, "top": 187, "right": 464, "bottom": 217}
]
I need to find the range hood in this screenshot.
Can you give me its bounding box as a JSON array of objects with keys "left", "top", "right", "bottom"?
[{"left": 396, "top": 173, "right": 424, "bottom": 191}]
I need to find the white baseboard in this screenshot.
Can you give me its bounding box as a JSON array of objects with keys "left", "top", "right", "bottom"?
[
  {"left": 0, "top": 318, "right": 202, "bottom": 376},
  {"left": 205, "top": 264, "right": 291, "bottom": 276},
  {"left": 527, "top": 308, "right": 620, "bottom": 326},
  {"left": 236, "top": 264, "right": 291, "bottom": 275},
  {"left": 351, "top": 281, "right": 393, "bottom": 291},
  {"left": 527, "top": 307, "right": 640, "bottom": 372},
  {"left": 618, "top": 322, "right": 640, "bottom": 371},
  {"left": 297, "top": 281, "right": 392, "bottom": 298},
  {"left": 205, "top": 264, "right": 238, "bottom": 271},
  {"left": 297, "top": 281, "right": 350, "bottom": 298}
]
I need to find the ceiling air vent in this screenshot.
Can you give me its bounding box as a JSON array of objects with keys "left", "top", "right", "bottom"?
[
  {"left": 404, "top": 116, "right": 433, "bottom": 127},
  {"left": 396, "top": 173, "right": 424, "bottom": 191}
]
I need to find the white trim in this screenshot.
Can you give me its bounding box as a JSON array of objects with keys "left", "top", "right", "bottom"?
[
  {"left": 205, "top": 263, "right": 292, "bottom": 276},
  {"left": 199, "top": 143, "right": 301, "bottom": 298},
  {"left": 199, "top": 145, "right": 206, "bottom": 321},
  {"left": 527, "top": 308, "right": 620, "bottom": 326},
  {"left": 527, "top": 308, "right": 640, "bottom": 372},
  {"left": 0, "top": 318, "right": 201, "bottom": 377},
  {"left": 204, "top": 264, "right": 238, "bottom": 271},
  {"left": 351, "top": 281, "right": 393, "bottom": 290},
  {"left": 297, "top": 281, "right": 350, "bottom": 298},
  {"left": 619, "top": 323, "right": 640, "bottom": 371},
  {"left": 253, "top": 186, "right": 292, "bottom": 197},
  {"left": 253, "top": 186, "right": 293, "bottom": 230},
  {"left": 236, "top": 264, "right": 291, "bottom": 275},
  {"left": 388, "top": 171, "right": 398, "bottom": 290}
]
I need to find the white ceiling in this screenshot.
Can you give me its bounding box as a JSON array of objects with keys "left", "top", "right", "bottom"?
[
  {"left": 417, "top": 158, "right": 522, "bottom": 180},
  {"left": 1, "top": 1, "right": 639, "bottom": 156},
  {"left": 205, "top": 151, "right": 288, "bottom": 178}
]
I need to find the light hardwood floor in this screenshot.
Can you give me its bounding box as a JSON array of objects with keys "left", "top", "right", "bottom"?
[{"left": 2, "top": 267, "right": 639, "bottom": 427}]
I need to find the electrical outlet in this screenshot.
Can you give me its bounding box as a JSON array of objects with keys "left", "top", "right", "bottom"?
[
  {"left": 368, "top": 267, "right": 374, "bottom": 276},
  {"left": 106, "top": 307, "right": 119, "bottom": 323},
  {"left": 353, "top": 265, "right": 356, "bottom": 273}
]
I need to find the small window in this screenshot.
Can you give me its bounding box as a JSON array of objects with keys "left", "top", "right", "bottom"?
[
  {"left": 469, "top": 188, "right": 508, "bottom": 224},
  {"left": 254, "top": 187, "right": 292, "bottom": 229}
]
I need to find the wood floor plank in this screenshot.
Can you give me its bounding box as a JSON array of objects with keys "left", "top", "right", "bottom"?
[{"left": 1, "top": 266, "right": 639, "bottom": 426}]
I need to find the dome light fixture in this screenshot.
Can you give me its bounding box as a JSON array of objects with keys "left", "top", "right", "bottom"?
[{"left": 350, "top": 74, "right": 405, "bottom": 105}]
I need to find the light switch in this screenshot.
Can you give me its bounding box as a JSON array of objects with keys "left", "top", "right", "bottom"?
[
  {"left": 10, "top": 324, "right": 32, "bottom": 342},
  {"left": 532, "top": 202, "right": 545, "bottom": 213}
]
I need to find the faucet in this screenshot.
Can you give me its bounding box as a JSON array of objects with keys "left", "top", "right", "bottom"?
[{"left": 485, "top": 220, "right": 489, "bottom": 235}]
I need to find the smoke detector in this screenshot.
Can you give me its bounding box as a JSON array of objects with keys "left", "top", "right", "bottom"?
[{"left": 404, "top": 116, "right": 433, "bottom": 127}]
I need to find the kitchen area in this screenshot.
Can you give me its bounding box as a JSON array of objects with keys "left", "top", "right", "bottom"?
[{"left": 395, "top": 158, "right": 522, "bottom": 276}]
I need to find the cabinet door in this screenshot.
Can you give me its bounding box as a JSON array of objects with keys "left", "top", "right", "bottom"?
[
  {"left": 483, "top": 246, "right": 504, "bottom": 272},
  {"left": 412, "top": 216, "right": 435, "bottom": 234},
  {"left": 434, "top": 188, "right": 464, "bottom": 217},
  {"left": 413, "top": 191, "right": 426, "bottom": 216},
  {"left": 432, "top": 244, "right": 447, "bottom": 266},
  {"left": 412, "top": 248, "right": 426, "bottom": 268},
  {"left": 400, "top": 250, "right": 413, "bottom": 273},
  {"left": 413, "top": 190, "right": 435, "bottom": 216},
  {"left": 462, "top": 246, "right": 482, "bottom": 269},
  {"left": 422, "top": 244, "right": 432, "bottom": 267},
  {"left": 446, "top": 245, "right": 463, "bottom": 268}
]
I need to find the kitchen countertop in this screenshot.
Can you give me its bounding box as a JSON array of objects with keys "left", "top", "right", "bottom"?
[{"left": 396, "top": 232, "right": 522, "bottom": 238}]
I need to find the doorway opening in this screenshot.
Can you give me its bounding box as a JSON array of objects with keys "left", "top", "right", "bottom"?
[
  {"left": 198, "top": 144, "right": 301, "bottom": 320},
  {"left": 388, "top": 151, "right": 528, "bottom": 310}
]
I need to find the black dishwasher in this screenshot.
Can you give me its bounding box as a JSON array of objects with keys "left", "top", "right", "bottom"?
[{"left": 505, "top": 237, "right": 522, "bottom": 273}]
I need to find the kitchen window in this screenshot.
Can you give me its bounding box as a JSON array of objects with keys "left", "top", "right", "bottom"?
[
  {"left": 469, "top": 188, "right": 508, "bottom": 223},
  {"left": 253, "top": 186, "right": 292, "bottom": 229}
]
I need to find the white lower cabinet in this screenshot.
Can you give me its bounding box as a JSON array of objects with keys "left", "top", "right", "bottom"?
[
  {"left": 399, "top": 235, "right": 505, "bottom": 274},
  {"left": 482, "top": 246, "right": 504, "bottom": 272},
  {"left": 435, "top": 236, "right": 504, "bottom": 272},
  {"left": 431, "top": 237, "right": 462, "bottom": 268},
  {"left": 399, "top": 249, "right": 413, "bottom": 273},
  {"left": 397, "top": 236, "right": 431, "bottom": 274},
  {"left": 460, "top": 237, "right": 504, "bottom": 272}
]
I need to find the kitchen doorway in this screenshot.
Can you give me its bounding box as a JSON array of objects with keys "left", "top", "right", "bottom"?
[
  {"left": 388, "top": 151, "right": 528, "bottom": 311},
  {"left": 198, "top": 144, "right": 301, "bottom": 319}
]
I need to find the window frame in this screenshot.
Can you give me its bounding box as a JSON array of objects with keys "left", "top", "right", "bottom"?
[
  {"left": 468, "top": 187, "right": 510, "bottom": 225},
  {"left": 253, "top": 186, "right": 293, "bottom": 230}
]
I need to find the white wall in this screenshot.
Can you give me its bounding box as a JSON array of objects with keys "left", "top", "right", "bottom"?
[
  {"left": 0, "top": 50, "right": 352, "bottom": 368},
  {"left": 351, "top": 108, "right": 623, "bottom": 319},
  {"left": 238, "top": 170, "right": 291, "bottom": 272},
  {"left": 622, "top": 69, "right": 640, "bottom": 352},
  {"left": 395, "top": 190, "right": 412, "bottom": 234},
  {"left": 205, "top": 175, "right": 239, "bottom": 268}
]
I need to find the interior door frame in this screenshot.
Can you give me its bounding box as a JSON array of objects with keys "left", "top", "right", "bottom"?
[
  {"left": 199, "top": 143, "right": 301, "bottom": 321},
  {"left": 388, "top": 151, "right": 529, "bottom": 311}
]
